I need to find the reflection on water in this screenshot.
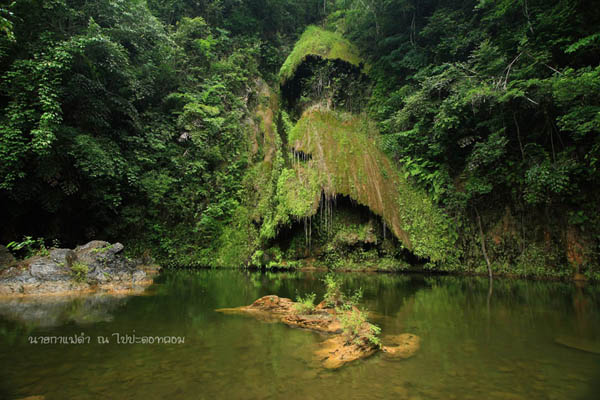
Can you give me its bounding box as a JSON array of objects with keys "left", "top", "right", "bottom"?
[
  {"left": 0, "top": 270, "right": 599, "bottom": 400},
  {"left": 0, "top": 294, "right": 132, "bottom": 328}
]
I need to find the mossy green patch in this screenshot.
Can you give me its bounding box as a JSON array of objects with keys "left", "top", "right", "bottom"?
[
  {"left": 396, "top": 177, "right": 459, "bottom": 263},
  {"left": 214, "top": 205, "right": 258, "bottom": 267},
  {"left": 289, "top": 108, "right": 409, "bottom": 244},
  {"left": 279, "top": 26, "right": 365, "bottom": 85},
  {"left": 214, "top": 81, "right": 282, "bottom": 266},
  {"left": 275, "top": 167, "right": 322, "bottom": 219}
]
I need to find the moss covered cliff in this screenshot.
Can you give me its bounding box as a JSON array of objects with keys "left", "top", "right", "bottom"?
[
  {"left": 279, "top": 25, "right": 367, "bottom": 85},
  {"left": 215, "top": 26, "right": 455, "bottom": 268}
]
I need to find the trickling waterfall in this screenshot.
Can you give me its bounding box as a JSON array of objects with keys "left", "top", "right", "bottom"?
[
  {"left": 309, "top": 215, "right": 312, "bottom": 252},
  {"left": 304, "top": 216, "right": 307, "bottom": 248},
  {"left": 291, "top": 148, "right": 312, "bottom": 165},
  {"left": 302, "top": 215, "right": 314, "bottom": 251},
  {"left": 317, "top": 191, "right": 336, "bottom": 238}
]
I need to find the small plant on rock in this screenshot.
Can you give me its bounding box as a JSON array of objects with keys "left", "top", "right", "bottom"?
[
  {"left": 338, "top": 307, "right": 382, "bottom": 347},
  {"left": 91, "top": 244, "right": 113, "bottom": 254},
  {"left": 334, "top": 285, "right": 381, "bottom": 348},
  {"left": 70, "top": 262, "right": 89, "bottom": 283},
  {"left": 366, "top": 323, "right": 382, "bottom": 347},
  {"left": 338, "top": 306, "right": 366, "bottom": 337},
  {"left": 322, "top": 273, "right": 343, "bottom": 307},
  {"left": 294, "top": 292, "right": 317, "bottom": 314}
]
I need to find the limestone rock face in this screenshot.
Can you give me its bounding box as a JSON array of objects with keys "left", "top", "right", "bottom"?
[
  {"left": 29, "top": 254, "right": 72, "bottom": 281},
  {"left": 0, "top": 241, "right": 159, "bottom": 296}
]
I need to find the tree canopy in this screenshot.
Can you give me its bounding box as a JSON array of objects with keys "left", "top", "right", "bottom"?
[{"left": 1, "top": 0, "right": 598, "bottom": 277}]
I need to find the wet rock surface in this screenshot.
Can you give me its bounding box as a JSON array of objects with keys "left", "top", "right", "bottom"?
[
  {"left": 0, "top": 241, "right": 160, "bottom": 296},
  {"left": 217, "top": 295, "right": 420, "bottom": 369}
]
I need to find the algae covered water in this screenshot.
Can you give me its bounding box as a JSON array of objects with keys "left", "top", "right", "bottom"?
[{"left": 0, "top": 270, "right": 599, "bottom": 399}]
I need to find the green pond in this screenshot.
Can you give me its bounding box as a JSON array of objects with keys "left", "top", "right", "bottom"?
[{"left": 1, "top": 270, "right": 599, "bottom": 399}]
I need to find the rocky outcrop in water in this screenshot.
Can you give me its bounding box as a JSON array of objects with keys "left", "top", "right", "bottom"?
[
  {"left": 0, "top": 241, "right": 159, "bottom": 296},
  {"left": 216, "top": 295, "right": 420, "bottom": 369},
  {"left": 217, "top": 295, "right": 344, "bottom": 334}
]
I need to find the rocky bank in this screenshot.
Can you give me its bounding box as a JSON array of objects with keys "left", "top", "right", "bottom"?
[{"left": 0, "top": 241, "right": 159, "bottom": 296}]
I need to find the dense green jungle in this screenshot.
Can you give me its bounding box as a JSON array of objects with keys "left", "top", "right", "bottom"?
[{"left": 1, "top": 0, "right": 600, "bottom": 280}]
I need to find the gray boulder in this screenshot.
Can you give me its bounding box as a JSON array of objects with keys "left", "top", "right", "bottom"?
[
  {"left": 0, "top": 240, "right": 158, "bottom": 296},
  {"left": 26, "top": 248, "right": 76, "bottom": 281},
  {"left": 75, "top": 241, "right": 126, "bottom": 271},
  {"left": 29, "top": 256, "right": 71, "bottom": 281},
  {"left": 49, "top": 248, "right": 77, "bottom": 267}
]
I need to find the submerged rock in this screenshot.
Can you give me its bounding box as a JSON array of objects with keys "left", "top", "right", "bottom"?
[
  {"left": 381, "top": 333, "right": 420, "bottom": 359},
  {"left": 0, "top": 241, "right": 160, "bottom": 296},
  {"left": 555, "top": 335, "right": 600, "bottom": 354},
  {"left": 315, "top": 334, "right": 379, "bottom": 369}
]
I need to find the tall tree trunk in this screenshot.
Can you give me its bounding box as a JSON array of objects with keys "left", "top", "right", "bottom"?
[{"left": 475, "top": 205, "right": 493, "bottom": 280}]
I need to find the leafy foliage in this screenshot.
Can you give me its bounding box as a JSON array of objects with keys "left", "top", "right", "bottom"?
[
  {"left": 331, "top": 282, "right": 381, "bottom": 347},
  {"left": 293, "top": 292, "right": 317, "bottom": 314},
  {"left": 322, "top": 273, "right": 344, "bottom": 307},
  {"left": 0, "top": 0, "right": 318, "bottom": 266},
  {"left": 6, "top": 236, "right": 48, "bottom": 259},
  {"left": 1, "top": 0, "right": 599, "bottom": 275},
  {"left": 70, "top": 261, "right": 89, "bottom": 283},
  {"left": 334, "top": 0, "right": 600, "bottom": 273}
]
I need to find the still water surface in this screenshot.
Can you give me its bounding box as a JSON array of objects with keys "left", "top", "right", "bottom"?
[{"left": 1, "top": 270, "right": 599, "bottom": 399}]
